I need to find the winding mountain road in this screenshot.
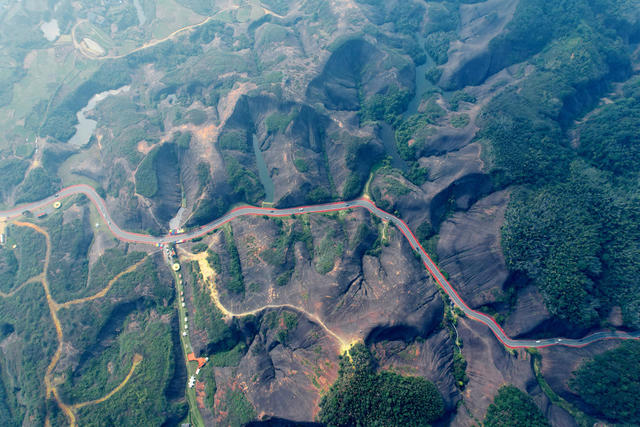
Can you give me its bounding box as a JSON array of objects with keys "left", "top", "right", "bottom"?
[{"left": 2, "top": 184, "right": 638, "bottom": 349}]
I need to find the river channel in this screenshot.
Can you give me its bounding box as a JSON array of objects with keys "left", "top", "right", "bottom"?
[
  {"left": 253, "top": 135, "right": 275, "bottom": 204},
  {"left": 380, "top": 34, "right": 437, "bottom": 172}
]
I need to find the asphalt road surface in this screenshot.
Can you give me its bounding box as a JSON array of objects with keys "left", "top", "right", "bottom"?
[{"left": 2, "top": 184, "right": 638, "bottom": 349}]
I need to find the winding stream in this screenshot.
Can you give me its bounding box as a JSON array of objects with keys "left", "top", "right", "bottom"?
[
  {"left": 405, "top": 34, "right": 437, "bottom": 117},
  {"left": 379, "top": 123, "right": 408, "bottom": 171},
  {"left": 253, "top": 135, "right": 274, "bottom": 203},
  {"left": 378, "top": 35, "right": 437, "bottom": 172}
]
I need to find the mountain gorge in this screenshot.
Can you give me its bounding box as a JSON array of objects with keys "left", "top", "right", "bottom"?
[{"left": 0, "top": 0, "right": 639, "bottom": 425}]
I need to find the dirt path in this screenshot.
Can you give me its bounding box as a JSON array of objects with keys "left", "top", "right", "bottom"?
[
  {"left": 0, "top": 275, "right": 41, "bottom": 298},
  {"left": 12, "top": 221, "right": 75, "bottom": 426},
  {"left": 71, "top": 5, "right": 241, "bottom": 61},
  {"left": 11, "top": 221, "right": 149, "bottom": 426},
  {"left": 70, "top": 353, "right": 143, "bottom": 411},
  {"left": 72, "top": 17, "right": 215, "bottom": 60},
  {"left": 232, "top": 303, "right": 355, "bottom": 353},
  {"left": 179, "top": 248, "right": 356, "bottom": 354},
  {"left": 59, "top": 257, "right": 148, "bottom": 309},
  {"left": 180, "top": 249, "right": 231, "bottom": 317}
]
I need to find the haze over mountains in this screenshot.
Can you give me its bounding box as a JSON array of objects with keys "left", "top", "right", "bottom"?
[{"left": 0, "top": 0, "right": 639, "bottom": 426}]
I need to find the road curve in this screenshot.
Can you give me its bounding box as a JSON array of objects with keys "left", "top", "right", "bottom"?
[{"left": 2, "top": 184, "right": 638, "bottom": 349}]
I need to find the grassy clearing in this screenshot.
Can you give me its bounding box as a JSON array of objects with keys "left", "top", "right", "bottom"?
[
  {"left": 314, "top": 229, "right": 343, "bottom": 275},
  {"left": 76, "top": 21, "right": 116, "bottom": 51},
  {"left": 218, "top": 388, "right": 256, "bottom": 427},
  {"left": 8, "top": 49, "right": 78, "bottom": 119},
  {"left": 151, "top": 0, "right": 206, "bottom": 39}
]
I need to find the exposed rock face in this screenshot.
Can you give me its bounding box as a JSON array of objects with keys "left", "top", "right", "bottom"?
[
  {"left": 417, "top": 125, "right": 478, "bottom": 158},
  {"left": 105, "top": 191, "right": 161, "bottom": 235},
  {"left": 439, "top": 0, "right": 520, "bottom": 90},
  {"left": 307, "top": 38, "right": 415, "bottom": 111},
  {"left": 149, "top": 143, "right": 182, "bottom": 222},
  {"left": 437, "top": 190, "right": 510, "bottom": 308},
  {"left": 232, "top": 310, "right": 340, "bottom": 422},
  {"left": 215, "top": 94, "right": 342, "bottom": 208},
  {"left": 450, "top": 318, "right": 573, "bottom": 426},
  {"left": 215, "top": 210, "right": 444, "bottom": 344},
  {"left": 203, "top": 210, "right": 452, "bottom": 421},
  {"left": 375, "top": 329, "right": 460, "bottom": 412},
  {"left": 539, "top": 341, "right": 621, "bottom": 415},
  {"left": 373, "top": 142, "right": 493, "bottom": 233},
  {"left": 547, "top": 406, "right": 579, "bottom": 427},
  {"left": 267, "top": 106, "right": 333, "bottom": 207},
  {"left": 503, "top": 285, "right": 553, "bottom": 338}
]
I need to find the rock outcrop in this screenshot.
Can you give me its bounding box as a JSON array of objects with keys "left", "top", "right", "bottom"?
[{"left": 437, "top": 190, "right": 510, "bottom": 308}]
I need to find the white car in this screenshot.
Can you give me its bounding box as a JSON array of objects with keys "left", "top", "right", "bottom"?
[{"left": 298, "top": 208, "right": 303, "bottom": 212}]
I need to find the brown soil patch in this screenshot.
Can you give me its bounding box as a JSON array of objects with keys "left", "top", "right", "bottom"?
[
  {"left": 137, "top": 140, "right": 154, "bottom": 154},
  {"left": 23, "top": 50, "right": 37, "bottom": 69}
]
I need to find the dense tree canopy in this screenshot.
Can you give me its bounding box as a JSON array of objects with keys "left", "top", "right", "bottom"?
[
  {"left": 484, "top": 0, "right": 640, "bottom": 327},
  {"left": 484, "top": 385, "right": 549, "bottom": 427},
  {"left": 577, "top": 78, "right": 640, "bottom": 176},
  {"left": 318, "top": 343, "right": 444, "bottom": 427},
  {"left": 570, "top": 341, "right": 640, "bottom": 424}
]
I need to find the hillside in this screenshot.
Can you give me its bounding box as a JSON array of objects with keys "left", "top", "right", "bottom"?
[{"left": 0, "top": 0, "right": 639, "bottom": 425}]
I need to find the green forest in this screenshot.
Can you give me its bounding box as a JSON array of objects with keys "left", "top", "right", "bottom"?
[
  {"left": 570, "top": 341, "right": 640, "bottom": 424},
  {"left": 484, "top": 0, "right": 640, "bottom": 327},
  {"left": 484, "top": 385, "right": 549, "bottom": 427},
  {"left": 1, "top": 0, "right": 639, "bottom": 424},
  {"left": 318, "top": 343, "right": 444, "bottom": 427}
]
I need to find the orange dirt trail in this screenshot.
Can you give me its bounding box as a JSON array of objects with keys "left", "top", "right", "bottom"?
[{"left": 11, "top": 221, "right": 147, "bottom": 426}]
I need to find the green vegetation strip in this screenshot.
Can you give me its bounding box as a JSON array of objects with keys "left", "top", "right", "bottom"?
[
  {"left": 173, "top": 268, "right": 205, "bottom": 427},
  {"left": 569, "top": 341, "right": 640, "bottom": 424},
  {"left": 529, "top": 351, "right": 593, "bottom": 427}
]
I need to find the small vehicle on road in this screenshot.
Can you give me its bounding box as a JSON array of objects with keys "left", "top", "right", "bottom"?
[{"left": 298, "top": 208, "right": 303, "bottom": 212}]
